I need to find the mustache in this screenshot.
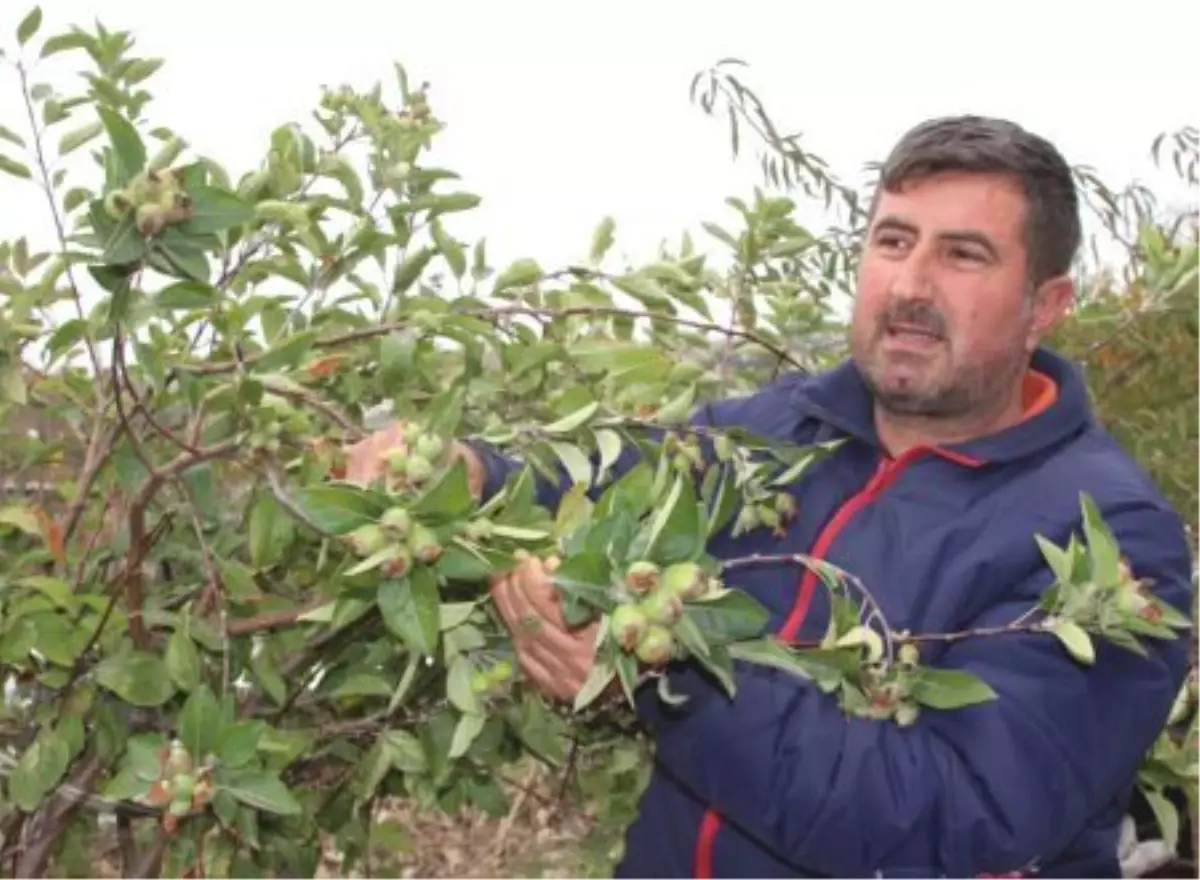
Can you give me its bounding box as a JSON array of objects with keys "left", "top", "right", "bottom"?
[{"left": 878, "top": 302, "right": 948, "bottom": 338}]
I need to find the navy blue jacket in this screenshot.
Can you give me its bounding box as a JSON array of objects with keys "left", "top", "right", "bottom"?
[{"left": 468, "top": 346, "right": 1194, "bottom": 878}]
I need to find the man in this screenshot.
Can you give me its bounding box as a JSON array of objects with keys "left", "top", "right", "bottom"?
[{"left": 346, "top": 116, "right": 1194, "bottom": 877}]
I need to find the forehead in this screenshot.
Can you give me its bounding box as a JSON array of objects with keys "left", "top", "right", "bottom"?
[{"left": 872, "top": 171, "right": 1028, "bottom": 243}]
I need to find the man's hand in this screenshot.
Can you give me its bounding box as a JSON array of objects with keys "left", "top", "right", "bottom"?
[
  {"left": 341, "top": 420, "right": 486, "bottom": 496},
  {"left": 490, "top": 550, "right": 599, "bottom": 702}
]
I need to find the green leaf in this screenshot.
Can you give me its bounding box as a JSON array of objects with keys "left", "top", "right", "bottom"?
[
  {"left": 1143, "top": 787, "right": 1180, "bottom": 852},
  {"left": 549, "top": 441, "right": 593, "bottom": 488},
  {"left": 40, "top": 32, "right": 91, "bottom": 57},
  {"left": 1049, "top": 618, "right": 1096, "bottom": 666},
  {"left": 0, "top": 154, "right": 32, "bottom": 180},
  {"left": 392, "top": 246, "right": 434, "bottom": 295},
  {"left": 647, "top": 476, "right": 704, "bottom": 565},
  {"left": 94, "top": 651, "right": 176, "bottom": 707},
  {"left": 412, "top": 458, "right": 476, "bottom": 521},
  {"left": 17, "top": 7, "right": 42, "bottom": 45},
  {"left": 573, "top": 655, "right": 616, "bottom": 712},
  {"left": 544, "top": 401, "right": 601, "bottom": 435},
  {"left": 492, "top": 258, "right": 542, "bottom": 294},
  {"left": 1079, "top": 493, "right": 1122, "bottom": 586},
  {"left": 9, "top": 731, "right": 70, "bottom": 811},
  {"left": 97, "top": 107, "right": 145, "bottom": 183},
  {"left": 446, "top": 656, "right": 480, "bottom": 715},
  {"left": 180, "top": 185, "right": 253, "bottom": 234},
  {"left": 0, "top": 503, "right": 41, "bottom": 535},
  {"left": 378, "top": 568, "right": 440, "bottom": 656},
  {"left": 0, "top": 124, "right": 26, "bottom": 147},
  {"left": 178, "top": 684, "right": 223, "bottom": 759},
  {"left": 58, "top": 120, "right": 102, "bottom": 155},
  {"left": 155, "top": 280, "right": 217, "bottom": 309},
  {"left": 589, "top": 215, "right": 616, "bottom": 264},
  {"left": 684, "top": 591, "right": 771, "bottom": 644},
  {"left": 294, "top": 484, "right": 388, "bottom": 534},
  {"left": 101, "top": 212, "right": 146, "bottom": 264},
  {"left": 256, "top": 329, "right": 318, "bottom": 372},
  {"left": 222, "top": 774, "right": 303, "bottom": 816},
  {"left": 910, "top": 668, "right": 999, "bottom": 709},
  {"left": 217, "top": 721, "right": 263, "bottom": 769},
  {"left": 447, "top": 711, "right": 485, "bottom": 760},
  {"left": 166, "top": 625, "right": 202, "bottom": 692}
]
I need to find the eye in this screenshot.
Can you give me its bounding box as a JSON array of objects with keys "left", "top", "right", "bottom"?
[
  {"left": 874, "top": 232, "right": 910, "bottom": 253},
  {"left": 949, "top": 245, "right": 987, "bottom": 263}
]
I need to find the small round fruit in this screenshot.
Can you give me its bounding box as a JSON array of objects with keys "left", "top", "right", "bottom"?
[
  {"left": 635, "top": 625, "right": 675, "bottom": 667},
  {"left": 489, "top": 659, "right": 514, "bottom": 683},
  {"left": 611, "top": 604, "right": 649, "bottom": 652},
  {"left": 380, "top": 506, "right": 412, "bottom": 538},
  {"left": 639, "top": 591, "right": 683, "bottom": 627},
  {"left": 898, "top": 643, "right": 921, "bottom": 667},
  {"left": 404, "top": 454, "right": 434, "bottom": 484},
  {"left": 660, "top": 562, "right": 709, "bottom": 600},
  {"left": 471, "top": 670, "right": 491, "bottom": 693},
  {"left": 347, "top": 524, "right": 387, "bottom": 556},
  {"left": 624, "top": 561, "right": 661, "bottom": 594},
  {"left": 407, "top": 523, "right": 443, "bottom": 563},
  {"left": 465, "top": 518, "right": 494, "bottom": 542},
  {"left": 415, "top": 433, "right": 445, "bottom": 462}
]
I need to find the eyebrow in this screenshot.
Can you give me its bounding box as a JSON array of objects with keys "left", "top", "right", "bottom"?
[{"left": 871, "top": 216, "right": 1000, "bottom": 261}]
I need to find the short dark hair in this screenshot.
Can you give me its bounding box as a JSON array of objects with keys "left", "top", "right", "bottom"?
[{"left": 873, "top": 115, "right": 1082, "bottom": 287}]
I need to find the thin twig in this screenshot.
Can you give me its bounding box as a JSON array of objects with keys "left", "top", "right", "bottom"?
[
  {"left": 262, "top": 378, "right": 364, "bottom": 439},
  {"left": 176, "top": 303, "right": 802, "bottom": 378},
  {"left": 15, "top": 60, "right": 103, "bottom": 379}
]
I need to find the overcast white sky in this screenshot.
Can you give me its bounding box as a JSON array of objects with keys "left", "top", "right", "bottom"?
[{"left": 1, "top": 0, "right": 1197, "bottom": 306}]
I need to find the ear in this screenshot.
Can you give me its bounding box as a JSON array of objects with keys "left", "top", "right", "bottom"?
[{"left": 1025, "top": 274, "right": 1075, "bottom": 350}]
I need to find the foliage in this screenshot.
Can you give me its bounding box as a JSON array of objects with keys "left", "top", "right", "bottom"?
[{"left": 0, "top": 10, "right": 1194, "bottom": 877}]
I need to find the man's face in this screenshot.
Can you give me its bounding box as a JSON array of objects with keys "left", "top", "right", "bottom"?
[{"left": 850, "top": 170, "right": 1060, "bottom": 421}]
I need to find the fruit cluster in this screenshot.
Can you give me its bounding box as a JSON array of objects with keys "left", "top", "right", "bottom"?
[
  {"left": 610, "top": 561, "right": 717, "bottom": 667},
  {"left": 143, "top": 740, "right": 214, "bottom": 831},
  {"left": 343, "top": 428, "right": 466, "bottom": 577},
  {"left": 103, "top": 168, "right": 195, "bottom": 238}
]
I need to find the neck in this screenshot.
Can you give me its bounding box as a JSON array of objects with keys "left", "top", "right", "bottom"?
[{"left": 874, "top": 383, "right": 1027, "bottom": 458}]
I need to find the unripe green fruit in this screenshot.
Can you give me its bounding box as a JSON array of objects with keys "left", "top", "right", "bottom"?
[
  {"left": 380, "top": 506, "right": 412, "bottom": 538},
  {"left": 660, "top": 562, "right": 709, "bottom": 601},
  {"left": 407, "top": 523, "right": 442, "bottom": 563},
  {"left": 1115, "top": 586, "right": 1149, "bottom": 616},
  {"left": 348, "top": 524, "right": 388, "bottom": 556},
  {"left": 635, "top": 625, "right": 674, "bottom": 667},
  {"left": 465, "top": 518, "right": 494, "bottom": 542},
  {"left": 104, "top": 189, "right": 131, "bottom": 218},
  {"left": 405, "top": 453, "right": 434, "bottom": 484},
  {"left": 415, "top": 433, "right": 445, "bottom": 462},
  {"left": 624, "top": 561, "right": 661, "bottom": 594},
  {"left": 639, "top": 590, "right": 684, "bottom": 627},
  {"left": 164, "top": 741, "right": 192, "bottom": 778},
  {"left": 611, "top": 604, "right": 648, "bottom": 651},
  {"left": 386, "top": 449, "right": 409, "bottom": 476},
  {"left": 471, "top": 671, "right": 491, "bottom": 693},
  {"left": 898, "top": 643, "right": 921, "bottom": 667},
  {"left": 136, "top": 203, "right": 168, "bottom": 237},
  {"left": 173, "top": 773, "right": 196, "bottom": 798},
  {"left": 383, "top": 548, "right": 413, "bottom": 578},
  {"left": 734, "top": 506, "right": 760, "bottom": 533},
  {"left": 775, "top": 492, "right": 798, "bottom": 520}
]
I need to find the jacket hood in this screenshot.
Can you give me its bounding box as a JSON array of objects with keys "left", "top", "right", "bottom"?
[{"left": 790, "top": 346, "right": 1096, "bottom": 464}]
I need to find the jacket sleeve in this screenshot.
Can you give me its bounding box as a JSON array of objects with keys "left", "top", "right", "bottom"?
[{"left": 634, "top": 500, "right": 1195, "bottom": 877}]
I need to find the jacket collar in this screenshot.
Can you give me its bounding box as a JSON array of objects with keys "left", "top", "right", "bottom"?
[{"left": 791, "top": 346, "right": 1094, "bottom": 465}]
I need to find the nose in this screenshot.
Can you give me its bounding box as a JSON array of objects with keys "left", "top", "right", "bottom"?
[{"left": 888, "top": 247, "right": 936, "bottom": 302}]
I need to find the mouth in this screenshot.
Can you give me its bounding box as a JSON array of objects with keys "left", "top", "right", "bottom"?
[{"left": 884, "top": 322, "right": 944, "bottom": 344}]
